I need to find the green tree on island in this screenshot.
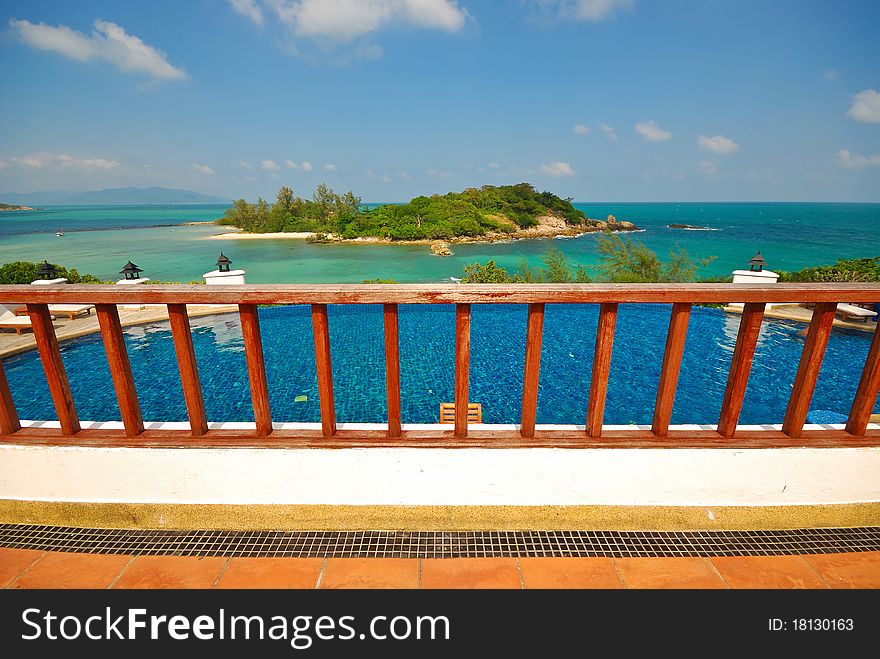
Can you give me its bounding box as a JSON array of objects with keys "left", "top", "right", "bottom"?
[{"left": 219, "top": 183, "right": 596, "bottom": 241}]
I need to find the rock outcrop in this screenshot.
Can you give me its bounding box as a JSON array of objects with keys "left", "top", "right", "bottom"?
[
  {"left": 668, "top": 223, "right": 711, "bottom": 230},
  {"left": 431, "top": 241, "right": 453, "bottom": 256}
]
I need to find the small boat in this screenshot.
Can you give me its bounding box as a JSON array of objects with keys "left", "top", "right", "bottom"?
[{"left": 56, "top": 228, "right": 64, "bottom": 236}]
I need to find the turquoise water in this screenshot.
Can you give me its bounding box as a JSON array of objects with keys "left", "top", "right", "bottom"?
[
  {"left": 1, "top": 202, "right": 879, "bottom": 283},
  {"left": 4, "top": 304, "right": 877, "bottom": 425}
]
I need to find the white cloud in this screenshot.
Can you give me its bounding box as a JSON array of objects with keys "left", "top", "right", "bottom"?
[
  {"left": 696, "top": 161, "right": 717, "bottom": 175},
  {"left": 836, "top": 149, "right": 880, "bottom": 169},
  {"left": 635, "top": 120, "right": 671, "bottom": 141},
  {"left": 599, "top": 123, "right": 617, "bottom": 140},
  {"left": 191, "top": 163, "right": 215, "bottom": 175},
  {"left": 9, "top": 18, "right": 96, "bottom": 60},
  {"left": 0, "top": 160, "right": 9, "bottom": 171},
  {"left": 398, "top": 171, "right": 410, "bottom": 180},
  {"left": 848, "top": 89, "right": 880, "bottom": 124},
  {"left": 427, "top": 168, "right": 453, "bottom": 178},
  {"left": 10, "top": 18, "right": 187, "bottom": 82},
  {"left": 238, "top": 160, "right": 255, "bottom": 170},
  {"left": 284, "top": 159, "right": 298, "bottom": 169},
  {"left": 11, "top": 152, "right": 121, "bottom": 170},
  {"left": 268, "top": 0, "right": 469, "bottom": 43},
  {"left": 823, "top": 68, "right": 840, "bottom": 81},
  {"left": 573, "top": 124, "right": 590, "bottom": 135},
  {"left": 524, "top": 0, "right": 633, "bottom": 22},
  {"left": 301, "top": 161, "right": 314, "bottom": 171},
  {"left": 697, "top": 134, "right": 739, "bottom": 155},
  {"left": 324, "top": 163, "right": 337, "bottom": 171},
  {"left": 229, "top": 0, "right": 264, "bottom": 26},
  {"left": 539, "top": 161, "right": 575, "bottom": 177},
  {"left": 260, "top": 159, "right": 280, "bottom": 171}
]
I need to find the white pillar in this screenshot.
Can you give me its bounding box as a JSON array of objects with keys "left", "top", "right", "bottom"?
[
  {"left": 203, "top": 269, "right": 246, "bottom": 286},
  {"left": 116, "top": 277, "right": 152, "bottom": 310},
  {"left": 729, "top": 269, "right": 779, "bottom": 309},
  {"left": 203, "top": 269, "right": 246, "bottom": 309}
]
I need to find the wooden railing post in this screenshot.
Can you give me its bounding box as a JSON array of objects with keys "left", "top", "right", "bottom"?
[
  {"left": 586, "top": 303, "right": 618, "bottom": 437},
  {"left": 782, "top": 302, "right": 837, "bottom": 438},
  {"left": 96, "top": 304, "right": 143, "bottom": 437},
  {"left": 311, "top": 304, "right": 336, "bottom": 437},
  {"left": 717, "top": 303, "right": 766, "bottom": 438},
  {"left": 846, "top": 322, "right": 880, "bottom": 436},
  {"left": 239, "top": 304, "right": 272, "bottom": 437},
  {"left": 168, "top": 304, "right": 208, "bottom": 436},
  {"left": 0, "top": 361, "right": 20, "bottom": 435},
  {"left": 521, "top": 303, "right": 545, "bottom": 438},
  {"left": 27, "top": 303, "right": 80, "bottom": 435},
  {"left": 652, "top": 303, "right": 691, "bottom": 437},
  {"left": 455, "top": 304, "right": 471, "bottom": 438},
  {"left": 384, "top": 303, "right": 401, "bottom": 438}
]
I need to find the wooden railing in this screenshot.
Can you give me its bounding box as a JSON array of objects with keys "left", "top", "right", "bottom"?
[{"left": 0, "top": 283, "right": 879, "bottom": 449}]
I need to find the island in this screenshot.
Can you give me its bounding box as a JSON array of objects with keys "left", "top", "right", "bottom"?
[
  {"left": 0, "top": 203, "right": 35, "bottom": 212},
  {"left": 213, "top": 183, "right": 640, "bottom": 246}
]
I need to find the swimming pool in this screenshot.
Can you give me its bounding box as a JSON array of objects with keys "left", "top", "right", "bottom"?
[{"left": 3, "top": 304, "right": 877, "bottom": 426}]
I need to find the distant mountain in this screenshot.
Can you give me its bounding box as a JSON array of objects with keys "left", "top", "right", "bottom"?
[{"left": 0, "top": 186, "right": 230, "bottom": 206}]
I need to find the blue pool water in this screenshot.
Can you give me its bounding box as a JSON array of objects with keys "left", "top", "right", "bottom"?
[{"left": 3, "top": 305, "right": 878, "bottom": 426}]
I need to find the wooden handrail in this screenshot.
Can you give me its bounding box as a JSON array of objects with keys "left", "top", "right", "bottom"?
[
  {"left": 239, "top": 304, "right": 272, "bottom": 437},
  {"left": 782, "top": 303, "right": 838, "bottom": 438},
  {"left": 717, "top": 303, "right": 766, "bottom": 438},
  {"left": 96, "top": 304, "right": 144, "bottom": 437},
  {"left": 520, "top": 303, "right": 545, "bottom": 438},
  {"left": 26, "top": 303, "right": 80, "bottom": 435},
  {"left": 168, "top": 304, "right": 208, "bottom": 436},
  {"left": 586, "top": 303, "right": 618, "bottom": 438},
  {"left": 311, "top": 304, "right": 336, "bottom": 438},
  {"left": 847, "top": 323, "right": 880, "bottom": 436},
  {"left": 383, "top": 304, "right": 402, "bottom": 438},
  {"left": 1, "top": 283, "right": 879, "bottom": 305},
  {"left": 0, "top": 361, "right": 20, "bottom": 435},
  {"left": 1, "top": 284, "right": 878, "bottom": 446},
  {"left": 652, "top": 303, "right": 691, "bottom": 437},
  {"left": 454, "top": 304, "right": 472, "bottom": 438}
]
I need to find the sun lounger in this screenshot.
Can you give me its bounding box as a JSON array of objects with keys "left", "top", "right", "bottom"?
[
  {"left": 46, "top": 304, "right": 95, "bottom": 320},
  {"left": 13, "top": 304, "right": 94, "bottom": 320},
  {"left": 0, "top": 304, "right": 33, "bottom": 335},
  {"left": 836, "top": 303, "right": 875, "bottom": 322},
  {"left": 0, "top": 315, "right": 33, "bottom": 335}
]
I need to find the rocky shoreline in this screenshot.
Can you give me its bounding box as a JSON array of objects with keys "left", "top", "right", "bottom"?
[{"left": 210, "top": 214, "right": 641, "bottom": 252}]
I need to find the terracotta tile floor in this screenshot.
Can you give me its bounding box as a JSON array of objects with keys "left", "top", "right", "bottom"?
[{"left": 2, "top": 549, "right": 878, "bottom": 589}]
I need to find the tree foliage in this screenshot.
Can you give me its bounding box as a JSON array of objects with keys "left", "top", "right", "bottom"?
[
  {"left": 220, "top": 185, "right": 362, "bottom": 235},
  {"left": 595, "top": 234, "right": 714, "bottom": 283},
  {"left": 460, "top": 240, "right": 715, "bottom": 285},
  {"left": 218, "top": 183, "right": 587, "bottom": 241},
  {"left": 0, "top": 261, "right": 105, "bottom": 284},
  {"left": 778, "top": 257, "right": 880, "bottom": 282},
  {"left": 462, "top": 260, "right": 516, "bottom": 283}
]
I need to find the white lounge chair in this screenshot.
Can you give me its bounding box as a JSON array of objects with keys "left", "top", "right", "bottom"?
[
  {"left": 46, "top": 304, "right": 95, "bottom": 320},
  {"left": 836, "top": 303, "right": 875, "bottom": 322},
  {"left": 0, "top": 304, "right": 32, "bottom": 335},
  {"left": 12, "top": 303, "right": 94, "bottom": 321}
]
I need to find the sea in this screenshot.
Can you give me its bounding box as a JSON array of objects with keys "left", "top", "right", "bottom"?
[{"left": 1, "top": 202, "right": 879, "bottom": 283}]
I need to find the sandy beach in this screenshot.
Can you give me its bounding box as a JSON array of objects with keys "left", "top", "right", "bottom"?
[{"left": 209, "top": 231, "right": 315, "bottom": 240}]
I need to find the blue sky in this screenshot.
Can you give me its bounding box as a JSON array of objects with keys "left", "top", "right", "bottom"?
[{"left": 1, "top": 0, "right": 878, "bottom": 202}]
